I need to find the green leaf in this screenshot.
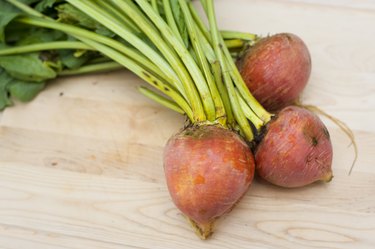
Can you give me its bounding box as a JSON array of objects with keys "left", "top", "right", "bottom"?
[
  {"left": 15, "top": 28, "right": 66, "bottom": 45},
  {"left": 58, "top": 50, "right": 91, "bottom": 69},
  {"left": 0, "top": 68, "right": 14, "bottom": 110},
  {"left": 56, "top": 3, "right": 115, "bottom": 37},
  {"left": 57, "top": 3, "right": 95, "bottom": 28},
  {"left": 0, "top": 68, "right": 46, "bottom": 110},
  {"left": 8, "top": 79, "right": 45, "bottom": 102},
  {"left": 35, "top": 0, "right": 58, "bottom": 12},
  {"left": 1, "top": 1, "right": 64, "bottom": 44},
  {"left": 0, "top": 0, "right": 21, "bottom": 42},
  {"left": 0, "top": 53, "right": 56, "bottom": 82}
]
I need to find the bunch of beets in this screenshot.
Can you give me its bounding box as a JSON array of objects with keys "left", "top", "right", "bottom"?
[{"left": 0, "top": 0, "right": 334, "bottom": 239}]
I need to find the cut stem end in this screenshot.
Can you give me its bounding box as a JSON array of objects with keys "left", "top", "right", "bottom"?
[
  {"left": 322, "top": 171, "right": 334, "bottom": 183},
  {"left": 187, "top": 217, "right": 215, "bottom": 240}
]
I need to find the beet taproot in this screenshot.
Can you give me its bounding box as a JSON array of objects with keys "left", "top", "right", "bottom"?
[
  {"left": 164, "top": 125, "right": 255, "bottom": 239},
  {"left": 238, "top": 33, "right": 311, "bottom": 111},
  {"left": 255, "top": 106, "right": 333, "bottom": 188}
]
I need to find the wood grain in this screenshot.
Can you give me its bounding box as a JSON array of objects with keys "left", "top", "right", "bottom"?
[{"left": 1, "top": 0, "right": 375, "bottom": 248}]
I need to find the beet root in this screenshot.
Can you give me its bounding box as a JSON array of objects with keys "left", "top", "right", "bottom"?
[
  {"left": 255, "top": 106, "right": 333, "bottom": 188},
  {"left": 238, "top": 33, "right": 311, "bottom": 111},
  {"left": 164, "top": 125, "right": 255, "bottom": 239}
]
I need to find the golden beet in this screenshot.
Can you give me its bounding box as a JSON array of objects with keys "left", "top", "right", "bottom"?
[
  {"left": 255, "top": 106, "right": 333, "bottom": 188},
  {"left": 164, "top": 125, "right": 255, "bottom": 239},
  {"left": 238, "top": 33, "right": 311, "bottom": 111}
]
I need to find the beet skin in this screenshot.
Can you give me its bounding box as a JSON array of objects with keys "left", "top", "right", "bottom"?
[
  {"left": 164, "top": 125, "right": 255, "bottom": 239},
  {"left": 255, "top": 106, "right": 333, "bottom": 188},
  {"left": 238, "top": 33, "right": 311, "bottom": 111}
]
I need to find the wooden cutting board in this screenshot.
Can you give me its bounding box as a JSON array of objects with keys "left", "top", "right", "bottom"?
[{"left": 1, "top": 1, "right": 374, "bottom": 248}]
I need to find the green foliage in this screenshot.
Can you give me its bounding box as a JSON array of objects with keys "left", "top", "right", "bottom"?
[
  {"left": 0, "top": 53, "right": 57, "bottom": 82},
  {"left": 0, "top": 1, "right": 119, "bottom": 111},
  {"left": 8, "top": 79, "right": 45, "bottom": 102},
  {"left": 0, "top": 68, "right": 45, "bottom": 110},
  {"left": 0, "top": 68, "right": 14, "bottom": 109},
  {"left": 58, "top": 50, "right": 92, "bottom": 69},
  {"left": 0, "top": 0, "right": 21, "bottom": 42},
  {"left": 35, "top": 0, "right": 59, "bottom": 12},
  {"left": 16, "top": 28, "right": 67, "bottom": 45},
  {"left": 56, "top": 3, "right": 115, "bottom": 37}
]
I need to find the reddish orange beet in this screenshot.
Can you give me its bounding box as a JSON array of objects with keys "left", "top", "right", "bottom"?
[
  {"left": 238, "top": 33, "right": 311, "bottom": 111},
  {"left": 164, "top": 125, "right": 255, "bottom": 239},
  {"left": 255, "top": 106, "right": 333, "bottom": 188}
]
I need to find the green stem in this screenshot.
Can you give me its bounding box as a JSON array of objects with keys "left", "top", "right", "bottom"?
[
  {"left": 236, "top": 89, "right": 263, "bottom": 130},
  {"left": 179, "top": 0, "right": 225, "bottom": 122},
  {"left": 151, "top": 0, "right": 160, "bottom": 14},
  {"left": 189, "top": 3, "right": 234, "bottom": 125},
  {"left": 189, "top": 2, "right": 253, "bottom": 45},
  {"left": 221, "top": 31, "right": 258, "bottom": 41},
  {"left": 224, "top": 39, "right": 245, "bottom": 49},
  {"left": 225, "top": 50, "right": 272, "bottom": 124},
  {"left": 80, "top": 38, "right": 194, "bottom": 121},
  {"left": 199, "top": 0, "right": 208, "bottom": 13},
  {"left": 0, "top": 41, "right": 93, "bottom": 55},
  {"left": 212, "top": 60, "right": 234, "bottom": 126},
  {"left": 163, "top": 0, "right": 184, "bottom": 45},
  {"left": 59, "top": 62, "right": 122, "bottom": 76},
  {"left": 97, "top": 0, "right": 142, "bottom": 35},
  {"left": 206, "top": 0, "right": 253, "bottom": 140},
  {"left": 194, "top": 25, "right": 216, "bottom": 63},
  {"left": 14, "top": 16, "right": 166, "bottom": 86},
  {"left": 8, "top": 1, "right": 194, "bottom": 120},
  {"left": 131, "top": 0, "right": 216, "bottom": 122},
  {"left": 66, "top": 0, "right": 180, "bottom": 94},
  {"left": 109, "top": 0, "right": 206, "bottom": 122},
  {"left": 5, "top": 0, "right": 43, "bottom": 17},
  {"left": 200, "top": 0, "right": 272, "bottom": 125},
  {"left": 189, "top": 1, "right": 211, "bottom": 42},
  {"left": 188, "top": 2, "right": 249, "bottom": 127},
  {"left": 139, "top": 86, "right": 184, "bottom": 114},
  {"left": 11, "top": 16, "right": 192, "bottom": 118}
]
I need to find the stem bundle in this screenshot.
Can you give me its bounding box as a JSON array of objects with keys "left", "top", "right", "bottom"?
[
  {"left": 3, "top": 0, "right": 271, "bottom": 139},
  {"left": 1, "top": 0, "right": 339, "bottom": 239}
]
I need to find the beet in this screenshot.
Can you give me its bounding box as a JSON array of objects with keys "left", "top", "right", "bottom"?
[
  {"left": 255, "top": 106, "right": 333, "bottom": 188},
  {"left": 238, "top": 33, "right": 311, "bottom": 111},
  {"left": 164, "top": 125, "right": 255, "bottom": 239}
]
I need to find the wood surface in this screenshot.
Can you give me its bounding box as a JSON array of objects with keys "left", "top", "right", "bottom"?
[{"left": 1, "top": 0, "right": 375, "bottom": 248}]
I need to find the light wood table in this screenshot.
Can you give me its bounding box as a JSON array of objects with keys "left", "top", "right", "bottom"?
[{"left": 1, "top": 1, "right": 374, "bottom": 248}]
